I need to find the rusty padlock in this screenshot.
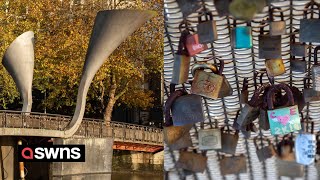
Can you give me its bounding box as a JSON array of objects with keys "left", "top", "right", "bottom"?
[
  {"left": 171, "top": 30, "right": 191, "bottom": 84},
  {"left": 214, "top": 0, "right": 231, "bottom": 17},
  {"left": 276, "top": 134, "right": 295, "bottom": 161},
  {"left": 303, "top": 77, "right": 320, "bottom": 102},
  {"left": 258, "top": 22, "right": 281, "bottom": 59},
  {"left": 267, "top": 84, "right": 301, "bottom": 135},
  {"left": 219, "top": 154, "right": 247, "bottom": 175},
  {"left": 170, "top": 91, "right": 205, "bottom": 126},
  {"left": 269, "top": 7, "right": 286, "bottom": 36},
  {"left": 176, "top": 0, "right": 201, "bottom": 18},
  {"left": 277, "top": 159, "right": 304, "bottom": 178},
  {"left": 299, "top": 0, "right": 320, "bottom": 43},
  {"left": 191, "top": 61, "right": 232, "bottom": 99},
  {"left": 290, "top": 30, "right": 307, "bottom": 57},
  {"left": 176, "top": 151, "right": 207, "bottom": 173},
  {"left": 312, "top": 46, "right": 320, "bottom": 91},
  {"left": 231, "top": 21, "right": 252, "bottom": 49},
  {"left": 265, "top": 58, "right": 285, "bottom": 77},
  {"left": 197, "top": 12, "right": 218, "bottom": 44},
  {"left": 254, "top": 137, "right": 276, "bottom": 162},
  {"left": 219, "top": 126, "right": 239, "bottom": 154}
]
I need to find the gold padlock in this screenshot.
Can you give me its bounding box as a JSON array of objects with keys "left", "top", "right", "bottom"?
[{"left": 265, "top": 58, "right": 285, "bottom": 77}]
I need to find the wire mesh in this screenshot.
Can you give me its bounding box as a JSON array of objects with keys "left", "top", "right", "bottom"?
[{"left": 164, "top": 0, "right": 320, "bottom": 179}]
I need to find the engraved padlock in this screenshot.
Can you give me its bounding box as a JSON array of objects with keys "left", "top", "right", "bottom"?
[
  {"left": 219, "top": 154, "right": 247, "bottom": 175},
  {"left": 231, "top": 21, "right": 252, "bottom": 49},
  {"left": 290, "top": 30, "right": 307, "bottom": 57},
  {"left": 254, "top": 137, "right": 276, "bottom": 162},
  {"left": 259, "top": 22, "right": 282, "bottom": 59},
  {"left": 312, "top": 46, "right": 320, "bottom": 91},
  {"left": 198, "top": 128, "right": 222, "bottom": 150},
  {"left": 265, "top": 58, "right": 285, "bottom": 77},
  {"left": 171, "top": 30, "right": 191, "bottom": 84},
  {"left": 269, "top": 7, "right": 286, "bottom": 36},
  {"left": 267, "top": 84, "right": 301, "bottom": 135},
  {"left": 191, "top": 61, "right": 232, "bottom": 99},
  {"left": 299, "top": 1, "right": 320, "bottom": 43},
  {"left": 176, "top": 0, "right": 201, "bottom": 18},
  {"left": 197, "top": 12, "right": 218, "bottom": 44}
]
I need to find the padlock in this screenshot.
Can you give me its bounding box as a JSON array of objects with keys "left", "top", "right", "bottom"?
[
  {"left": 276, "top": 159, "right": 304, "bottom": 178},
  {"left": 219, "top": 154, "right": 247, "bottom": 175},
  {"left": 276, "top": 134, "right": 295, "bottom": 161},
  {"left": 219, "top": 126, "right": 239, "bottom": 154},
  {"left": 176, "top": 151, "right": 207, "bottom": 173},
  {"left": 259, "top": 109, "right": 270, "bottom": 130},
  {"left": 185, "top": 33, "right": 208, "bottom": 56},
  {"left": 290, "top": 30, "right": 307, "bottom": 57},
  {"left": 229, "top": 0, "right": 258, "bottom": 21},
  {"left": 197, "top": 12, "right": 218, "bottom": 44},
  {"left": 170, "top": 92, "right": 205, "bottom": 126},
  {"left": 312, "top": 46, "right": 320, "bottom": 91},
  {"left": 171, "top": 30, "right": 191, "bottom": 84},
  {"left": 240, "top": 78, "right": 249, "bottom": 104},
  {"left": 258, "top": 23, "right": 282, "bottom": 59},
  {"left": 269, "top": 7, "right": 286, "bottom": 36},
  {"left": 191, "top": 61, "right": 232, "bottom": 99},
  {"left": 304, "top": 76, "right": 320, "bottom": 102},
  {"left": 299, "top": 1, "right": 320, "bottom": 43},
  {"left": 198, "top": 128, "right": 221, "bottom": 150},
  {"left": 231, "top": 21, "right": 252, "bottom": 49},
  {"left": 290, "top": 56, "right": 306, "bottom": 73},
  {"left": 176, "top": 0, "right": 201, "bottom": 18},
  {"left": 279, "top": 85, "right": 305, "bottom": 112},
  {"left": 267, "top": 84, "right": 301, "bottom": 135},
  {"left": 214, "top": 0, "right": 231, "bottom": 17},
  {"left": 295, "top": 122, "right": 316, "bottom": 165},
  {"left": 265, "top": 58, "right": 285, "bottom": 77},
  {"left": 254, "top": 137, "right": 276, "bottom": 162}
]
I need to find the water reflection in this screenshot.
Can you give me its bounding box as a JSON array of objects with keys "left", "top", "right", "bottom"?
[{"left": 111, "top": 172, "right": 163, "bottom": 180}]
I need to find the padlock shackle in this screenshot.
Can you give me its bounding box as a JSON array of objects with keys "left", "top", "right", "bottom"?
[
  {"left": 177, "top": 30, "right": 190, "bottom": 55},
  {"left": 249, "top": 83, "right": 270, "bottom": 107},
  {"left": 267, "top": 83, "right": 294, "bottom": 110},
  {"left": 304, "top": 0, "right": 320, "bottom": 19},
  {"left": 259, "top": 21, "right": 268, "bottom": 35},
  {"left": 191, "top": 63, "right": 219, "bottom": 77},
  {"left": 290, "top": 29, "right": 300, "bottom": 44},
  {"left": 164, "top": 89, "right": 188, "bottom": 126},
  {"left": 198, "top": 11, "right": 213, "bottom": 23},
  {"left": 269, "top": 7, "right": 285, "bottom": 21},
  {"left": 221, "top": 125, "right": 239, "bottom": 135},
  {"left": 314, "top": 46, "right": 320, "bottom": 65},
  {"left": 303, "top": 77, "right": 311, "bottom": 89},
  {"left": 178, "top": 20, "right": 195, "bottom": 33},
  {"left": 259, "top": 70, "right": 274, "bottom": 85}
]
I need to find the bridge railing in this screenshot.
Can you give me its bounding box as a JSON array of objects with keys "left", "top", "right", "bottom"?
[{"left": 0, "top": 110, "right": 163, "bottom": 145}]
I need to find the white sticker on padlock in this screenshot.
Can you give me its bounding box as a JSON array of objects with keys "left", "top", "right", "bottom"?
[{"left": 295, "top": 133, "right": 316, "bottom": 165}]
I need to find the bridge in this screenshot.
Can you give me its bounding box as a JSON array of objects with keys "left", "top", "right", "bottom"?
[{"left": 0, "top": 110, "right": 163, "bottom": 153}]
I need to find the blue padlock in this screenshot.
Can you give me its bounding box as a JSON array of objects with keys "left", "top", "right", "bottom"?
[{"left": 231, "top": 21, "right": 252, "bottom": 49}]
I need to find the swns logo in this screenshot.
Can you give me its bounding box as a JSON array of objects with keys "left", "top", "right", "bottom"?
[{"left": 18, "top": 145, "right": 85, "bottom": 162}]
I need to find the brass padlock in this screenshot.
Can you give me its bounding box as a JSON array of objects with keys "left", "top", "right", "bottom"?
[
  {"left": 176, "top": 151, "right": 207, "bottom": 173},
  {"left": 198, "top": 128, "right": 222, "bottom": 150},
  {"left": 290, "top": 30, "right": 307, "bottom": 57},
  {"left": 254, "top": 137, "right": 276, "bottom": 162},
  {"left": 312, "top": 46, "right": 320, "bottom": 91},
  {"left": 219, "top": 126, "right": 239, "bottom": 154},
  {"left": 259, "top": 23, "right": 282, "bottom": 59},
  {"left": 191, "top": 61, "right": 232, "bottom": 99},
  {"left": 276, "top": 159, "right": 304, "bottom": 178},
  {"left": 276, "top": 134, "right": 295, "bottom": 162},
  {"left": 197, "top": 12, "right": 218, "bottom": 44},
  {"left": 176, "top": 0, "right": 201, "bottom": 18},
  {"left": 219, "top": 154, "right": 247, "bottom": 175},
  {"left": 171, "top": 30, "right": 191, "bottom": 84},
  {"left": 169, "top": 91, "right": 205, "bottom": 126},
  {"left": 214, "top": 0, "right": 231, "bottom": 17},
  {"left": 265, "top": 58, "right": 285, "bottom": 77},
  {"left": 299, "top": 1, "right": 320, "bottom": 43},
  {"left": 269, "top": 7, "right": 286, "bottom": 36}
]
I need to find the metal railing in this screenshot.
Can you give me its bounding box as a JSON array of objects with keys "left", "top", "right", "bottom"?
[{"left": 0, "top": 110, "right": 163, "bottom": 146}]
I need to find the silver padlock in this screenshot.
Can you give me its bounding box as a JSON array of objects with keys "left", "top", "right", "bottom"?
[
  {"left": 198, "top": 128, "right": 222, "bottom": 150},
  {"left": 259, "top": 23, "right": 282, "bottom": 59},
  {"left": 197, "top": 12, "right": 218, "bottom": 44},
  {"left": 290, "top": 30, "right": 307, "bottom": 57},
  {"left": 269, "top": 7, "right": 286, "bottom": 36},
  {"left": 300, "top": 1, "right": 320, "bottom": 43}
]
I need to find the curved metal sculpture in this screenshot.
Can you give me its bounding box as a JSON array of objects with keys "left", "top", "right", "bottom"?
[
  {"left": 2, "top": 31, "right": 35, "bottom": 113},
  {"left": 64, "top": 10, "right": 156, "bottom": 137},
  {"left": 0, "top": 10, "right": 156, "bottom": 138}
]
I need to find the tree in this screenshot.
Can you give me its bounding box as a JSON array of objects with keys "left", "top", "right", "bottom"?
[{"left": 0, "top": 0, "right": 163, "bottom": 123}]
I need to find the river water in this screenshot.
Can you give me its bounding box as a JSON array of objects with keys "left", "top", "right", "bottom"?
[{"left": 111, "top": 172, "right": 163, "bottom": 180}]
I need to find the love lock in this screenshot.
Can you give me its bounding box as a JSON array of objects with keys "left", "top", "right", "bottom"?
[
  {"left": 269, "top": 7, "right": 286, "bottom": 36},
  {"left": 295, "top": 121, "right": 316, "bottom": 165},
  {"left": 197, "top": 12, "right": 218, "bottom": 44},
  {"left": 290, "top": 30, "right": 307, "bottom": 57},
  {"left": 231, "top": 21, "right": 252, "bottom": 49},
  {"left": 176, "top": 151, "right": 207, "bottom": 173},
  {"left": 267, "top": 84, "right": 301, "bottom": 135},
  {"left": 218, "top": 126, "right": 239, "bottom": 154},
  {"left": 265, "top": 58, "right": 285, "bottom": 77},
  {"left": 299, "top": 1, "right": 320, "bottom": 43},
  {"left": 276, "top": 134, "right": 295, "bottom": 161},
  {"left": 259, "top": 22, "right": 282, "bottom": 59},
  {"left": 303, "top": 77, "right": 320, "bottom": 102},
  {"left": 277, "top": 159, "right": 304, "bottom": 178},
  {"left": 312, "top": 46, "right": 320, "bottom": 91},
  {"left": 254, "top": 137, "right": 276, "bottom": 162},
  {"left": 219, "top": 154, "right": 247, "bottom": 175},
  {"left": 198, "top": 128, "right": 222, "bottom": 150}
]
